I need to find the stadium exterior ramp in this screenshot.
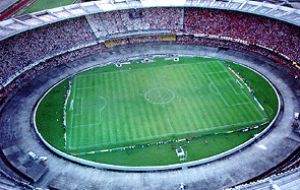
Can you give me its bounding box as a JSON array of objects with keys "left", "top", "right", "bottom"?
[{"left": 0, "top": 0, "right": 300, "bottom": 189}]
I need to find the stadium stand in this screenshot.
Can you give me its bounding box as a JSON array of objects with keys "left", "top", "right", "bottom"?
[
  {"left": 86, "top": 8, "right": 183, "bottom": 38},
  {"left": 228, "top": 167, "right": 300, "bottom": 190},
  {"left": 183, "top": 8, "right": 300, "bottom": 63},
  {"left": 0, "top": 6, "right": 299, "bottom": 145},
  {"left": 0, "top": 1, "right": 300, "bottom": 189},
  {"left": 1, "top": 146, "right": 48, "bottom": 182},
  {"left": 0, "top": 153, "right": 32, "bottom": 189},
  {"left": 0, "top": 0, "right": 30, "bottom": 21},
  {"left": 0, "top": 4, "right": 299, "bottom": 124},
  {"left": 1, "top": 8, "right": 299, "bottom": 89},
  {"left": 0, "top": 0, "right": 20, "bottom": 13},
  {"left": 0, "top": 17, "right": 97, "bottom": 85}
]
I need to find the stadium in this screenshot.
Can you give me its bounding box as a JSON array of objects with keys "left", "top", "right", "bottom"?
[{"left": 0, "top": 0, "right": 300, "bottom": 189}]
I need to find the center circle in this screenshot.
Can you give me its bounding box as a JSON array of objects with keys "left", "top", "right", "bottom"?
[
  {"left": 85, "top": 96, "right": 107, "bottom": 112},
  {"left": 144, "top": 88, "right": 175, "bottom": 105}
]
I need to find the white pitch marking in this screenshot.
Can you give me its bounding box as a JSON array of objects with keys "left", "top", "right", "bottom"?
[
  {"left": 68, "top": 80, "right": 76, "bottom": 149},
  {"left": 69, "top": 118, "right": 267, "bottom": 151},
  {"left": 75, "top": 61, "right": 217, "bottom": 79}
]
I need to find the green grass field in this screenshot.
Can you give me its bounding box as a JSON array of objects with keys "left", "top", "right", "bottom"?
[
  {"left": 24, "top": 0, "right": 78, "bottom": 14},
  {"left": 36, "top": 56, "right": 278, "bottom": 166}
]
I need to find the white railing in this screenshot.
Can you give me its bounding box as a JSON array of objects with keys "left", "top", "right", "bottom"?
[{"left": 0, "top": 0, "right": 299, "bottom": 41}]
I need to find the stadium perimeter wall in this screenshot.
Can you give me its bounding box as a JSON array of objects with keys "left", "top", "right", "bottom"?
[{"left": 0, "top": 0, "right": 298, "bottom": 183}]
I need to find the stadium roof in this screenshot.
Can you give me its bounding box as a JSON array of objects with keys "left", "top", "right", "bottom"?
[{"left": 0, "top": 0, "right": 299, "bottom": 41}]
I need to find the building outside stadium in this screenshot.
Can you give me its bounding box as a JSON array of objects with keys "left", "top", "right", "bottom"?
[{"left": 0, "top": 0, "right": 300, "bottom": 190}]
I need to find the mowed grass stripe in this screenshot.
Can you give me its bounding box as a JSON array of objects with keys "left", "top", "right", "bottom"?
[
  {"left": 168, "top": 65, "right": 189, "bottom": 133},
  {"left": 98, "top": 75, "right": 109, "bottom": 145},
  {"left": 149, "top": 69, "right": 171, "bottom": 137},
  {"left": 152, "top": 68, "right": 171, "bottom": 135},
  {"left": 178, "top": 65, "right": 199, "bottom": 132},
  {"left": 109, "top": 73, "right": 119, "bottom": 145},
  {"left": 184, "top": 65, "right": 207, "bottom": 130},
  {"left": 183, "top": 62, "right": 216, "bottom": 130},
  {"left": 101, "top": 74, "right": 111, "bottom": 145},
  {"left": 78, "top": 79, "right": 89, "bottom": 146},
  {"left": 126, "top": 71, "right": 139, "bottom": 142},
  {"left": 82, "top": 77, "right": 93, "bottom": 146},
  {"left": 120, "top": 71, "right": 130, "bottom": 142},
  {"left": 203, "top": 73, "right": 227, "bottom": 127},
  {"left": 92, "top": 75, "right": 103, "bottom": 145},
  {"left": 134, "top": 72, "right": 151, "bottom": 140},
  {"left": 175, "top": 64, "right": 200, "bottom": 132},
  {"left": 136, "top": 70, "right": 157, "bottom": 140},
  {"left": 75, "top": 87, "right": 83, "bottom": 147},
  {"left": 71, "top": 81, "right": 78, "bottom": 148},
  {"left": 174, "top": 67, "right": 195, "bottom": 131},
  {"left": 77, "top": 77, "right": 89, "bottom": 146},
  {"left": 135, "top": 68, "right": 153, "bottom": 138},
  {"left": 182, "top": 63, "right": 204, "bottom": 130},
  {"left": 100, "top": 74, "right": 115, "bottom": 144},
  {"left": 168, "top": 66, "right": 189, "bottom": 132},
  {"left": 110, "top": 74, "right": 120, "bottom": 143}
]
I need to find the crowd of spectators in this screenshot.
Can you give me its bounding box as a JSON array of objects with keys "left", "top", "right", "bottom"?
[
  {"left": 1, "top": 7, "right": 300, "bottom": 102},
  {"left": 88, "top": 8, "right": 183, "bottom": 37},
  {"left": 0, "top": 44, "right": 105, "bottom": 107},
  {"left": 183, "top": 8, "right": 300, "bottom": 63},
  {"left": 177, "top": 35, "right": 298, "bottom": 75},
  {"left": 0, "top": 17, "right": 96, "bottom": 85},
  {"left": 87, "top": 8, "right": 300, "bottom": 65}
]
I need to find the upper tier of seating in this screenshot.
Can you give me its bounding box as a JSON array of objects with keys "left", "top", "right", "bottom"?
[{"left": 0, "top": 7, "right": 299, "bottom": 86}]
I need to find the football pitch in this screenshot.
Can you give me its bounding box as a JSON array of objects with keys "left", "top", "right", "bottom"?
[
  {"left": 24, "top": 0, "right": 78, "bottom": 14},
  {"left": 36, "top": 56, "right": 278, "bottom": 166},
  {"left": 65, "top": 57, "right": 269, "bottom": 153}
]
